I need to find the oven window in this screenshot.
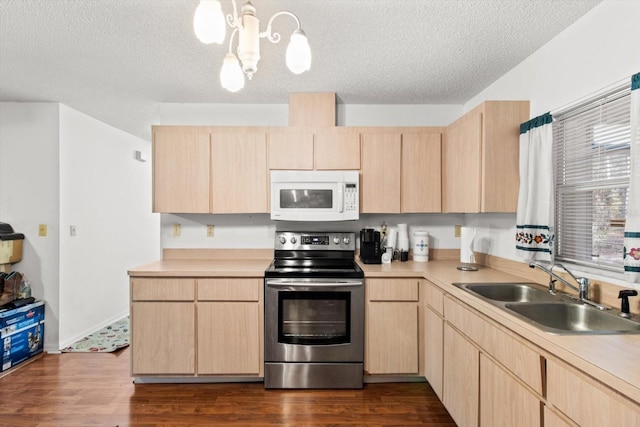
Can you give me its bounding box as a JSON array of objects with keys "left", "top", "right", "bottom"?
[
  {"left": 279, "top": 189, "right": 333, "bottom": 209},
  {"left": 278, "top": 291, "right": 350, "bottom": 345}
]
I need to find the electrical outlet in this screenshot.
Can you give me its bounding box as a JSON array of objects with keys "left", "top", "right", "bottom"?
[
  {"left": 172, "top": 223, "right": 181, "bottom": 237},
  {"left": 454, "top": 225, "right": 462, "bottom": 238},
  {"left": 70, "top": 225, "right": 77, "bottom": 237},
  {"left": 206, "top": 225, "right": 215, "bottom": 237},
  {"left": 38, "top": 224, "right": 47, "bottom": 237}
]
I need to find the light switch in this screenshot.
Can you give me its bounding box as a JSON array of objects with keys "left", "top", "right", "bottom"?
[
  {"left": 172, "top": 224, "right": 181, "bottom": 237},
  {"left": 38, "top": 224, "right": 47, "bottom": 237},
  {"left": 70, "top": 225, "right": 77, "bottom": 236}
]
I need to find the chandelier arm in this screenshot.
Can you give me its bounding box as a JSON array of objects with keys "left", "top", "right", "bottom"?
[
  {"left": 261, "top": 11, "right": 302, "bottom": 44},
  {"left": 227, "top": 27, "right": 239, "bottom": 53},
  {"left": 227, "top": 0, "right": 240, "bottom": 28}
]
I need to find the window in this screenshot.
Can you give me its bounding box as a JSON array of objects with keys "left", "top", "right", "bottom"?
[{"left": 553, "top": 85, "right": 631, "bottom": 272}]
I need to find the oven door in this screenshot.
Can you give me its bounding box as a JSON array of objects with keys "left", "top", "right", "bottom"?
[{"left": 264, "top": 278, "right": 364, "bottom": 363}]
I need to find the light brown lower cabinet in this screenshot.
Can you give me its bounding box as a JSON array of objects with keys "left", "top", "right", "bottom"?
[
  {"left": 479, "top": 354, "right": 540, "bottom": 427},
  {"left": 424, "top": 281, "right": 444, "bottom": 399},
  {"left": 547, "top": 358, "right": 640, "bottom": 426},
  {"left": 197, "top": 302, "right": 260, "bottom": 375},
  {"left": 130, "top": 277, "right": 263, "bottom": 378},
  {"left": 443, "top": 323, "right": 479, "bottom": 427},
  {"left": 365, "top": 278, "right": 419, "bottom": 374},
  {"left": 131, "top": 301, "right": 196, "bottom": 375},
  {"left": 544, "top": 406, "right": 575, "bottom": 427}
]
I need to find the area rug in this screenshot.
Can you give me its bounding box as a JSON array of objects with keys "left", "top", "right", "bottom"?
[{"left": 61, "top": 316, "right": 129, "bottom": 353}]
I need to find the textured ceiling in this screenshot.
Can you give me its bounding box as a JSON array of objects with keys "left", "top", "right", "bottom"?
[{"left": 0, "top": 0, "right": 602, "bottom": 141}]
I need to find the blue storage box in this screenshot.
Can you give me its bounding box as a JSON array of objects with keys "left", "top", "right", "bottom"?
[{"left": 0, "top": 300, "right": 45, "bottom": 372}]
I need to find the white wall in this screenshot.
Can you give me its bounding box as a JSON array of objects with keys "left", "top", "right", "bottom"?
[
  {"left": 0, "top": 102, "right": 61, "bottom": 352},
  {"left": 463, "top": 0, "right": 640, "bottom": 267},
  {"left": 58, "top": 105, "right": 160, "bottom": 349},
  {"left": 161, "top": 213, "right": 465, "bottom": 252}
]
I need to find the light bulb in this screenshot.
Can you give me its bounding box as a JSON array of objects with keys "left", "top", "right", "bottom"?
[
  {"left": 193, "top": 0, "right": 225, "bottom": 44},
  {"left": 220, "top": 52, "right": 245, "bottom": 92},
  {"left": 286, "top": 29, "right": 311, "bottom": 74}
]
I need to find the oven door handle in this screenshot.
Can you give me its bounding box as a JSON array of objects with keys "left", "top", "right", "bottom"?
[{"left": 266, "top": 279, "right": 363, "bottom": 287}]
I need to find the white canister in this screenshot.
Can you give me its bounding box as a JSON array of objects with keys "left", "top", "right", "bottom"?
[{"left": 412, "top": 230, "right": 429, "bottom": 262}]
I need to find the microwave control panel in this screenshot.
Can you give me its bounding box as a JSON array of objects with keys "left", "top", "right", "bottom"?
[{"left": 344, "top": 183, "right": 358, "bottom": 212}]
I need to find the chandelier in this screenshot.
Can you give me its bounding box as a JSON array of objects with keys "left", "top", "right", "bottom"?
[{"left": 193, "top": 0, "right": 312, "bottom": 92}]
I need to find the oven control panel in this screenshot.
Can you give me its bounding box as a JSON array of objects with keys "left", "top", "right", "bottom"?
[
  {"left": 275, "top": 232, "right": 355, "bottom": 251},
  {"left": 301, "top": 235, "right": 329, "bottom": 245}
]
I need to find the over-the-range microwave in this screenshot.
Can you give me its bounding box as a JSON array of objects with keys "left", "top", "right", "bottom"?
[{"left": 270, "top": 170, "right": 359, "bottom": 221}]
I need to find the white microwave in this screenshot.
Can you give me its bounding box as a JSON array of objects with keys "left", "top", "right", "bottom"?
[{"left": 270, "top": 170, "right": 359, "bottom": 221}]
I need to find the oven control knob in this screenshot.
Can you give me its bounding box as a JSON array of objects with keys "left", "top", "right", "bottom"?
[
  {"left": 343, "top": 236, "right": 351, "bottom": 244},
  {"left": 333, "top": 237, "right": 340, "bottom": 245},
  {"left": 278, "top": 234, "right": 287, "bottom": 244},
  {"left": 290, "top": 236, "right": 297, "bottom": 244}
]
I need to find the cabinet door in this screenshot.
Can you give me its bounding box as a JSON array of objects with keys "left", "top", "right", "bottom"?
[
  {"left": 197, "top": 302, "right": 260, "bottom": 375},
  {"left": 443, "top": 323, "right": 479, "bottom": 427},
  {"left": 268, "top": 132, "right": 314, "bottom": 170},
  {"left": 361, "top": 133, "right": 401, "bottom": 213},
  {"left": 366, "top": 302, "right": 418, "bottom": 374},
  {"left": 315, "top": 132, "right": 360, "bottom": 170},
  {"left": 481, "top": 101, "right": 529, "bottom": 212},
  {"left": 131, "top": 302, "right": 195, "bottom": 375},
  {"left": 547, "top": 359, "right": 640, "bottom": 427},
  {"left": 424, "top": 306, "right": 444, "bottom": 399},
  {"left": 480, "top": 354, "right": 540, "bottom": 427},
  {"left": 153, "top": 131, "right": 211, "bottom": 213},
  {"left": 401, "top": 133, "right": 442, "bottom": 213},
  {"left": 211, "top": 132, "right": 268, "bottom": 213},
  {"left": 442, "top": 109, "right": 482, "bottom": 213}
]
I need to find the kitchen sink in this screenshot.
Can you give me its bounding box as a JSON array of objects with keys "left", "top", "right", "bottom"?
[
  {"left": 505, "top": 302, "right": 640, "bottom": 334},
  {"left": 454, "top": 282, "right": 640, "bottom": 335},
  {"left": 457, "top": 282, "right": 558, "bottom": 303}
]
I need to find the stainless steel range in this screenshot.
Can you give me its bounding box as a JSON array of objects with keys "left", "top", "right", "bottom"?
[{"left": 264, "top": 231, "right": 364, "bottom": 389}]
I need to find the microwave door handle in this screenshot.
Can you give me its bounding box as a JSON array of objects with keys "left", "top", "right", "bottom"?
[{"left": 337, "top": 183, "right": 345, "bottom": 213}]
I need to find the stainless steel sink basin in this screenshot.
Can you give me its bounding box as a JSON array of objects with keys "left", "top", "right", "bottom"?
[
  {"left": 458, "top": 282, "right": 558, "bottom": 303},
  {"left": 505, "top": 302, "right": 640, "bottom": 334},
  {"left": 454, "top": 282, "right": 640, "bottom": 335}
]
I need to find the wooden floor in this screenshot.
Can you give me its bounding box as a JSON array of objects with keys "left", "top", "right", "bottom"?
[{"left": 0, "top": 348, "right": 456, "bottom": 427}]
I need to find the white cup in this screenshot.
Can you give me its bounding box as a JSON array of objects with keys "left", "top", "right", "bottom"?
[
  {"left": 386, "top": 228, "right": 397, "bottom": 250},
  {"left": 397, "top": 224, "right": 409, "bottom": 250}
]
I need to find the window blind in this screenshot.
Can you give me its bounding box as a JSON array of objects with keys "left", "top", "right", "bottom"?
[{"left": 553, "top": 85, "right": 631, "bottom": 271}]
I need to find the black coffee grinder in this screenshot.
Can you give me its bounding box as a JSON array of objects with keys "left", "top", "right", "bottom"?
[{"left": 359, "top": 228, "right": 382, "bottom": 264}]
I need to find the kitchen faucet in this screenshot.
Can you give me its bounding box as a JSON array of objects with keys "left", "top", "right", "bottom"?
[{"left": 529, "top": 262, "right": 611, "bottom": 311}]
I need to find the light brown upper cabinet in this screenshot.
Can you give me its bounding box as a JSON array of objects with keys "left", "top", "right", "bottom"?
[
  {"left": 361, "top": 131, "right": 442, "bottom": 213},
  {"left": 314, "top": 132, "right": 360, "bottom": 170},
  {"left": 268, "top": 132, "right": 314, "bottom": 170},
  {"left": 153, "top": 127, "right": 268, "bottom": 214},
  {"left": 401, "top": 133, "right": 442, "bottom": 213},
  {"left": 153, "top": 130, "right": 211, "bottom": 213},
  {"left": 361, "top": 133, "right": 402, "bottom": 213},
  {"left": 268, "top": 130, "right": 360, "bottom": 170},
  {"left": 442, "top": 101, "right": 530, "bottom": 213},
  {"left": 211, "top": 132, "right": 268, "bottom": 213}
]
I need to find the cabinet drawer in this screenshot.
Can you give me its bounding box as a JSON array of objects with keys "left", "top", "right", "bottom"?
[
  {"left": 444, "top": 296, "right": 543, "bottom": 395},
  {"left": 425, "top": 281, "right": 444, "bottom": 315},
  {"left": 547, "top": 359, "right": 640, "bottom": 426},
  {"left": 367, "top": 278, "right": 418, "bottom": 301},
  {"left": 131, "top": 278, "right": 195, "bottom": 301},
  {"left": 198, "top": 278, "right": 261, "bottom": 301}
]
